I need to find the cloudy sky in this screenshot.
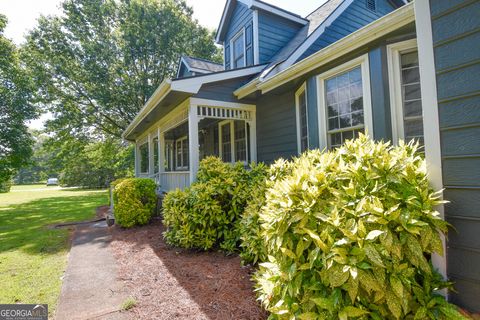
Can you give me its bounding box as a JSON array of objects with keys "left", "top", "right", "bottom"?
[{"left": 0, "top": 0, "right": 326, "bottom": 129}]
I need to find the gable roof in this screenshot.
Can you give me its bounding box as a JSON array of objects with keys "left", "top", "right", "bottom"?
[
  {"left": 215, "top": 0, "right": 308, "bottom": 44},
  {"left": 177, "top": 56, "right": 224, "bottom": 78}
]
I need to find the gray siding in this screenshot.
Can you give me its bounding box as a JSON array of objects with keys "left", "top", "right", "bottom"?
[
  {"left": 298, "top": 0, "right": 397, "bottom": 62},
  {"left": 258, "top": 11, "right": 303, "bottom": 64},
  {"left": 194, "top": 77, "right": 253, "bottom": 103},
  {"left": 430, "top": 0, "right": 480, "bottom": 312},
  {"left": 256, "top": 90, "right": 298, "bottom": 163},
  {"left": 224, "top": 2, "right": 253, "bottom": 70}
]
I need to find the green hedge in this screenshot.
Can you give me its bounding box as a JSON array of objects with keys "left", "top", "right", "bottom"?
[
  {"left": 162, "top": 157, "right": 267, "bottom": 252},
  {"left": 113, "top": 178, "right": 157, "bottom": 228},
  {"left": 254, "top": 135, "right": 464, "bottom": 319},
  {"left": 0, "top": 180, "right": 12, "bottom": 193}
]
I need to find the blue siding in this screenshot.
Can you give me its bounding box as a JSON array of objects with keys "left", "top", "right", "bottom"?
[
  {"left": 256, "top": 91, "right": 297, "bottom": 163},
  {"left": 306, "top": 77, "right": 319, "bottom": 149},
  {"left": 194, "top": 77, "right": 253, "bottom": 103},
  {"left": 368, "top": 46, "right": 392, "bottom": 141},
  {"left": 429, "top": 0, "right": 480, "bottom": 312},
  {"left": 298, "top": 0, "right": 397, "bottom": 62},
  {"left": 224, "top": 2, "right": 253, "bottom": 70},
  {"left": 258, "top": 11, "right": 303, "bottom": 64},
  {"left": 177, "top": 64, "right": 192, "bottom": 78}
]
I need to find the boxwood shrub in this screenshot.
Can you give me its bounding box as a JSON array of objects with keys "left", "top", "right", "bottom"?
[
  {"left": 113, "top": 178, "right": 157, "bottom": 228},
  {"left": 254, "top": 135, "right": 464, "bottom": 319},
  {"left": 162, "top": 156, "right": 267, "bottom": 252}
]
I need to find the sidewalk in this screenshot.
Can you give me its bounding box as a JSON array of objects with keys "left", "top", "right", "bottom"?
[{"left": 55, "top": 221, "right": 130, "bottom": 320}]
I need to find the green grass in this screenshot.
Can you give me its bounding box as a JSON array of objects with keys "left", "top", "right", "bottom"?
[{"left": 0, "top": 185, "right": 108, "bottom": 315}]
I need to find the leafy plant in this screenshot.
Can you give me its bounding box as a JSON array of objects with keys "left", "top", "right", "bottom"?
[
  {"left": 113, "top": 178, "right": 157, "bottom": 228},
  {"left": 121, "top": 297, "right": 136, "bottom": 311},
  {"left": 162, "top": 157, "right": 267, "bottom": 252},
  {"left": 254, "top": 134, "right": 465, "bottom": 319}
]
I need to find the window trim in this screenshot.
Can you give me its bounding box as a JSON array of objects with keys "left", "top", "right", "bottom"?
[
  {"left": 175, "top": 136, "right": 189, "bottom": 171},
  {"left": 386, "top": 39, "right": 420, "bottom": 144},
  {"left": 295, "top": 82, "right": 309, "bottom": 154},
  {"left": 230, "top": 28, "right": 246, "bottom": 69},
  {"left": 316, "top": 54, "right": 373, "bottom": 150},
  {"left": 219, "top": 120, "right": 235, "bottom": 163}
]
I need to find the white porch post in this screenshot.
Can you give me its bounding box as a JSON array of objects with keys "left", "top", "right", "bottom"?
[
  {"left": 148, "top": 133, "right": 154, "bottom": 175},
  {"left": 249, "top": 110, "right": 257, "bottom": 163},
  {"left": 188, "top": 104, "right": 199, "bottom": 183},
  {"left": 158, "top": 127, "right": 164, "bottom": 174},
  {"left": 134, "top": 141, "right": 139, "bottom": 177}
]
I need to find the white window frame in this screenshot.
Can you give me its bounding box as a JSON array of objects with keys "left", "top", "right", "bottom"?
[
  {"left": 295, "top": 82, "right": 309, "bottom": 154},
  {"left": 316, "top": 54, "right": 373, "bottom": 150},
  {"left": 387, "top": 39, "right": 421, "bottom": 144},
  {"left": 175, "top": 136, "right": 189, "bottom": 171},
  {"left": 230, "top": 28, "right": 246, "bottom": 69},
  {"left": 218, "top": 119, "right": 248, "bottom": 164}
]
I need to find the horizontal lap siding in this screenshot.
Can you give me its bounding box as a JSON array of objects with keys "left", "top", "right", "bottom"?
[
  {"left": 430, "top": 0, "right": 480, "bottom": 312},
  {"left": 194, "top": 77, "right": 253, "bottom": 103},
  {"left": 258, "top": 12, "right": 302, "bottom": 64},
  {"left": 298, "top": 0, "right": 397, "bottom": 62},
  {"left": 256, "top": 91, "right": 297, "bottom": 163}
]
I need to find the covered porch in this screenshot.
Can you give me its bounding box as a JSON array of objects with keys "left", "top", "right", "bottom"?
[{"left": 135, "top": 98, "right": 256, "bottom": 192}]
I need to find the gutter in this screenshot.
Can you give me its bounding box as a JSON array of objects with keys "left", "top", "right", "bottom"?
[{"left": 234, "top": 2, "right": 415, "bottom": 97}]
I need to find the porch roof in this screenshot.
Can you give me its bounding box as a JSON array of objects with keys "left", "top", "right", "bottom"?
[{"left": 123, "top": 64, "right": 266, "bottom": 141}]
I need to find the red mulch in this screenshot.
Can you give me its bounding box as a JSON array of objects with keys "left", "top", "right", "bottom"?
[{"left": 109, "top": 219, "right": 268, "bottom": 320}]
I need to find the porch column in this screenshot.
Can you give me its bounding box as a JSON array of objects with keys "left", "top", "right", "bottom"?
[
  {"left": 148, "top": 133, "right": 154, "bottom": 175},
  {"left": 158, "top": 127, "right": 164, "bottom": 175},
  {"left": 134, "top": 141, "right": 139, "bottom": 177},
  {"left": 248, "top": 109, "right": 257, "bottom": 163},
  {"left": 188, "top": 104, "right": 199, "bottom": 183}
]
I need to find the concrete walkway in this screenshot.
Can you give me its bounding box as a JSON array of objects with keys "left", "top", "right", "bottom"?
[{"left": 56, "top": 222, "right": 130, "bottom": 320}]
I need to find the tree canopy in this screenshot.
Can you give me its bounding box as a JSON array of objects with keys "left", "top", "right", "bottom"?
[
  {"left": 0, "top": 14, "right": 36, "bottom": 187},
  {"left": 25, "top": 0, "right": 221, "bottom": 139}
]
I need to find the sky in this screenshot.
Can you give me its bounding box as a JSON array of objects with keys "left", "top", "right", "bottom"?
[{"left": 0, "top": 0, "right": 325, "bottom": 128}]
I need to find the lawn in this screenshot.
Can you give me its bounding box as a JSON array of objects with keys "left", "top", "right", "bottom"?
[{"left": 0, "top": 184, "right": 108, "bottom": 315}]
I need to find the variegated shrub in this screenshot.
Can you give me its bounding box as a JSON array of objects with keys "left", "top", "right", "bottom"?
[{"left": 254, "top": 134, "right": 465, "bottom": 319}]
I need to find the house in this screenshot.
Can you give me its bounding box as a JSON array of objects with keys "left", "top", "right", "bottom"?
[{"left": 123, "top": 0, "right": 480, "bottom": 311}]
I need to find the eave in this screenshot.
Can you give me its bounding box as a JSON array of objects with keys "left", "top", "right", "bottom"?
[{"left": 234, "top": 2, "right": 415, "bottom": 97}]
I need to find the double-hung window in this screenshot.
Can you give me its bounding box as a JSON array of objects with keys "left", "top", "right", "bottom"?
[
  {"left": 317, "top": 55, "right": 373, "bottom": 149},
  {"left": 153, "top": 136, "right": 159, "bottom": 174},
  {"left": 219, "top": 120, "right": 248, "bottom": 163},
  {"left": 231, "top": 30, "right": 246, "bottom": 69},
  {"left": 387, "top": 39, "right": 425, "bottom": 146},
  {"left": 175, "top": 136, "right": 188, "bottom": 170},
  {"left": 296, "top": 83, "right": 309, "bottom": 153}
]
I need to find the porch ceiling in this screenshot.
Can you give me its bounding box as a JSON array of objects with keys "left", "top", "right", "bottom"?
[{"left": 125, "top": 91, "right": 192, "bottom": 141}]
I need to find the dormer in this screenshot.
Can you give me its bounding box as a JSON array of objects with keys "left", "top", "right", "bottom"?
[
  {"left": 215, "top": 0, "right": 308, "bottom": 70},
  {"left": 176, "top": 56, "right": 224, "bottom": 79}
]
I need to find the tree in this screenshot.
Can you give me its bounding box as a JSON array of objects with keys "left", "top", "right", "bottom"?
[
  {"left": 24, "top": 0, "right": 221, "bottom": 139},
  {"left": 0, "top": 14, "right": 36, "bottom": 191}
]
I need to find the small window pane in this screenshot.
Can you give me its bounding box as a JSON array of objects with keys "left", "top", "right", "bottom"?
[
  {"left": 399, "top": 50, "right": 424, "bottom": 146},
  {"left": 324, "top": 66, "right": 364, "bottom": 149},
  {"left": 221, "top": 123, "right": 232, "bottom": 162},
  {"left": 139, "top": 143, "right": 149, "bottom": 173},
  {"left": 232, "top": 33, "right": 245, "bottom": 68},
  {"left": 297, "top": 90, "right": 309, "bottom": 152},
  {"left": 153, "top": 138, "right": 159, "bottom": 173},
  {"left": 234, "top": 121, "right": 247, "bottom": 162}
]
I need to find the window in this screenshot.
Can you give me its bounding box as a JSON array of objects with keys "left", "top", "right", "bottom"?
[
  {"left": 153, "top": 137, "right": 159, "bottom": 173},
  {"left": 317, "top": 55, "right": 373, "bottom": 150},
  {"left": 231, "top": 30, "right": 245, "bottom": 69},
  {"left": 219, "top": 120, "right": 248, "bottom": 163},
  {"left": 387, "top": 40, "right": 425, "bottom": 146},
  {"left": 139, "top": 143, "right": 149, "bottom": 173},
  {"left": 175, "top": 136, "right": 188, "bottom": 170},
  {"left": 366, "top": 0, "right": 376, "bottom": 12},
  {"left": 164, "top": 140, "right": 173, "bottom": 172},
  {"left": 296, "top": 84, "right": 309, "bottom": 153}
]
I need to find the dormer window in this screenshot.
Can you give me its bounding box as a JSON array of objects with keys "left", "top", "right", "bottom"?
[{"left": 231, "top": 30, "right": 246, "bottom": 68}]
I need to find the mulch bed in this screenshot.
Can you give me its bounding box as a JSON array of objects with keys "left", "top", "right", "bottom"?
[{"left": 109, "top": 219, "right": 268, "bottom": 320}]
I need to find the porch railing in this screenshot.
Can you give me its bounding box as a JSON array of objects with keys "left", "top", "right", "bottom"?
[{"left": 159, "top": 171, "right": 190, "bottom": 192}]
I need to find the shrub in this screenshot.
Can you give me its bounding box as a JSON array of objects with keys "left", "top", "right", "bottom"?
[
  {"left": 162, "top": 157, "right": 267, "bottom": 252},
  {"left": 113, "top": 178, "right": 157, "bottom": 228},
  {"left": 239, "top": 159, "right": 293, "bottom": 264},
  {"left": 254, "top": 135, "right": 464, "bottom": 319}
]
